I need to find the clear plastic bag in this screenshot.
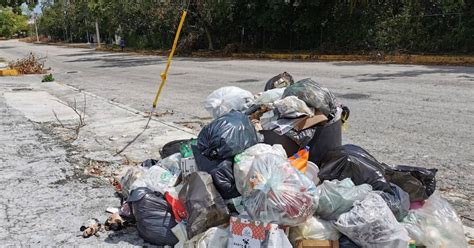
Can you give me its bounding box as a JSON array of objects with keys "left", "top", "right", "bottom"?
[
  {"left": 159, "top": 153, "right": 182, "bottom": 176},
  {"left": 204, "top": 86, "right": 254, "bottom": 118},
  {"left": 131, "top": 165, "right": 179, "bottom": 194},
  {"left": 242, "top": 154, "right": 316, "bottom": 226},
  {"left": 315, "top": 178, "right": 372, "bottom": 220},
  {"left": 282, "top": 78, "right": 337, "bottom": 117},
  {"left": 402, "top": 193, "right": 467, "bottom": 248},
  {"left": 335, "top": 193, "right": 410, "bottom": 248},
  {"left": 274, "top": 96, "right": 314, "bottom": 118},
  {"left": 375, "top": 183, "right": 410, "bottom": 221},
  {"left": 233, "top": 144, "right": 287, "bottom": 194},
  {"left": 289, "top": 217, "right": 341, "bottom": 242}
]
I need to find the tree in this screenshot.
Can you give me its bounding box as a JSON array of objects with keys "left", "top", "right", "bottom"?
[{"left": 0, "top": 7, "right": 28, "bottom": 38}]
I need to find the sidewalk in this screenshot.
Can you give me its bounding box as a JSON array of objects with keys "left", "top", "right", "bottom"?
[{"left": 0, "top": 74, "right": 195, "bottom": 246}]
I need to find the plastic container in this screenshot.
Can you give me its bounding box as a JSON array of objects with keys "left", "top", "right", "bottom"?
[{"left": 261, "top": 119, "right": 342, "bottom": 165}]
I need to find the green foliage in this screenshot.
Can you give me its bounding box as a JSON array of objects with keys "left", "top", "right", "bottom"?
[
  {"left": 36, "top": 0, "right": 474, "bottom": 54},
  {"left": 0, "top": 7, "right": 28, "bottom": 38},
  {"left": 42, "top": 73, "right": 54, "bottom": 82}
]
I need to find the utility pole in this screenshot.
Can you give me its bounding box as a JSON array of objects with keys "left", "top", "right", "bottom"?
[{"left": 95, "top": 19, "right": 101, "bottom": 48}]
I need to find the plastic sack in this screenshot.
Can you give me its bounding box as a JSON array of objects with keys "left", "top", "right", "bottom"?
[
  {"left": 339, "top": 235, "right": 361, "bottom": 248},
  {"left": 274, "top": 96, "right": 314, "bottom": 118},
  {"left": 242, "top": 154, "right": 316, "bottom": 226},
  {"left": 204, "top": 86, "right": 253, "bottom": 118},
  {"left": 376, "top": 183, "right": 410, "bottom": 221},
  {"left": 385, "top": 164, "right": 437, "bottom": 201},
  {"left": 264, "top": 72, "right": 294, "bottom": 91},
  {"left": 318, "top": 144, "right": 392, "bottom": 193},
  {"left": 210, "top": 160, "right": 240, "bottom": 200},
  {"left": 282, "top": 78, "right": 337, "bottom": 117},
  {"left": 159, "top": 153, "right": 182, "bottom": 176},
  {"left": 315, "top": 178, "right": 372, "bottom": 220},
  {"left": 234, "top": 144, "right": 287, "bottom": 194},
  {"left": 197, "top": 111, "right": 258, "bottom": 160},
  {"left": 117, "top": 166, "right": 145, "bottom": 198},
  {"left": 265, "top": 225, "right": 292, "bottom": 248},
  {"left": 402, "top": 193, "right": 467, "bottom": 248},
  {"left": 131, "top": 165, "right": 179, "bottom": 194},
  {"left": 255, "top": 88, "right": 285, "bottom": 104},
  {"left": 128, "top": 188, "right": 179, "bottom": 246},
  {"left": 289, "top": 146, "right": 310, "bottom": 173},
  {"left": 285, "top": 127, "right": 317, "bottom": 147},
  {"left": 289, "top": 217, "right": 341, "bottom": 242},
  {"left": 164, "top": 192, "right": 187, "bottom": 223},
  {"left": 179, "top": 172, "right": 230, "bottom": 239},
  {"left": 335, "top": 193, "right": 410, "bottom": 248}
]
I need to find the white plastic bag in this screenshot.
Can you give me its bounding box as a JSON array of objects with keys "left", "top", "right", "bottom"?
[
  {"left": 274, "top": 96, "right": 314, "bottom": 118},
  {"left": 242, "top": 154, "right": 317, "bottom": 226},
  {"left": 315, "top": 178, "right": 372, "bottom": 220},
  {"left": 233, "top": 144, "right": 287, "bottom": 194},
  {"left": 335, "top": 193, "right": 410, "bottom": 248},
  {"left": 289, "top": 217, "right": 341, "bottom": 242},
  {"left": 265, "top": 225, "right": 292, "bottom": 248},
  {"left": 131, "top": 166, "right": 179, "bottom": 194},
  {"left": 177, "top": 226, "right": 228, "bottom": 248},
  {"left": 255, "top": 88, "right": 285, "bottom": 105},
  {"left": 402, "top": 193, "right": 467, "bottom": 248},
  {"left": 204, "top": 86, "right": 254, "bottom": 118}
]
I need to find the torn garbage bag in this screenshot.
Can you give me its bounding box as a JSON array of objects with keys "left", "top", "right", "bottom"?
[
  {"left": 282, "top": 78, "right": 337, "bottom": 117},
  {"left": 128, "top": 188, "right": 179, "bottom": 246},
  {"left": 318, "top": 144, "right": 392, "bottom": 193},
  {"left": 289, "top": 217, "right": 341, "bottom": 242},
  {"left": 179, "top": 172, "right": 230, "bottom": 239},
  {"left": 242, "top": 154, "right": 316, "bottom": 226},
  {"left": 210, "top": 160, "right": 240, "bottom": 199},
  {"left": 197, "top": 111, "right": 258, "bottom": 160},
  {"left": 204, "top": 86, "right": 253, "bottom": 118},
  {"left": 385, "top": 164, "right": 437, "bottom": 201},
  {"left": 264, "top": 72, "right": 294, "bottom": 91},
  {"left": 375, "top": 183, "right": 410, "bottom": 221},
  {"left": 274, "top": 96, "right": 314, "bottom": 118},
  {"left": 335, "top": 193, "right": 410, "bottom": 248},
  {"left": 315, "top": 178, "right": 372, "bottom": 220},
  {"left": 402, "top": 193, "right": 467, "bottom": 248},
  {"left": 233, "top": 144, "right": 287, "bottom": 194}
]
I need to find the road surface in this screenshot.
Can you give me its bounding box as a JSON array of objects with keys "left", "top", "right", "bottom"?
[{"left": 1, "top": 39, "right": 473, "bottom": 229}]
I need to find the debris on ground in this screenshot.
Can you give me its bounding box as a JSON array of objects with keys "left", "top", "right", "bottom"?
[
  {"left": 83, "top": 72, "right": 469, "bottom": 248},
  {"left": 8, "top": 52, "right": 47, "bottom": 74}
]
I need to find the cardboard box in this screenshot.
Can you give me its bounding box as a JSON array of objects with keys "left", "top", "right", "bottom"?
[
  {"left": 228, "top": 217, "right": 267, "bottom": 248},
  {"left": 294, "top": 113, "right": 328, "bottom": 131},
  {"left": 296, "top": 240, "right": 340, "bottom": 248},
  {"left": 179, "top": 157, "right": 197, "bottom": 178}
]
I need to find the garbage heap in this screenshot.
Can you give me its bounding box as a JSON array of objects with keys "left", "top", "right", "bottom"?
[{"left": 108, "top": 73, "right": 467, "bottom": 248}]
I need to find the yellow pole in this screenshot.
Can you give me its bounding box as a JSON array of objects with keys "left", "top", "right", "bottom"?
[{"left": 152, "top": 10, "right": 187, "bottom": 109}]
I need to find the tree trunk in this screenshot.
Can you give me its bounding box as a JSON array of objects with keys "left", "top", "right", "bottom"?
[
  {"left": 95, "top": 19, "right": 101, "bottom": 48},
  {"left": 204, "top": 25, "right": 214, "bottom": 50}
]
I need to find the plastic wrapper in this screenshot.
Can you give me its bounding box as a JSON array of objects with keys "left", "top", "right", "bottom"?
[
  {"left": 272, "top": 118, "right": 302, "bottom": 135},
  {"left": 402, "top": 193, "right": 467, "bottom": 248},
  {"left": 315, "top": 178, "right": 372, "bottom": 220},
  {"left": 318, "top": 144, "right": 392, "bottom": 192},
  {"left": 179, "top": 172, "right": 230, "bottom": 239},
  {"left": 204, "top": 86, "right": 253, "bottom": 118},
  {"left": 335, "top": 193, "right": 410, "bottom": 248},
  {"left": 264, "top": 72, "right": 294, "bottom": 91},
  {"left": 376, "top": 183, "right": 410, "bottom": 221},
  {"left": 255, "top": 88, "right": 285, "bottom": 104},
  {"left": 289, "top": 217, "right": 341, "bottom": 243},
  {"left": 242, "top": 154, "right": 316, "bottom": 226},
  {"left": 233, "top": 144, "right": 287, "bottom": 194},
  {"left": 117, "top": 166, "right": 145, "bottom": 198},
  {"left": 197, "top": 111, "right": 258, "bottom": 160},
  {"left": 385, "top": 164, "right": 437, "bottom": 201},
  {"left": 128, "top": 188, "right": 178, "bottom": 246},
  {"left": 285, "top": 127, "right": 316, "bottom": 147},
  {"left": 131, "top": 165, "right": 179, "bottom": 194},
  {"left": 210, "top": 160, "right": 240, "bottom": 200},
  {"left": 282, "top": 78, "right": 337, "bottom": 117},
  {"left": 274, "top": 96, "right": 314, "bottom": 118}
]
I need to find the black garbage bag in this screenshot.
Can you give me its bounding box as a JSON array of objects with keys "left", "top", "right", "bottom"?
[
  {"left": 282, "top": 78, "right": 337, "bottom": 117},
  {"left": 339, "top": 235, "right": 361, "bottom": 248},
  {"left": 264, "top": 72, "right": 294, "bottom": 91},
  {"left": 160, "top": 139, "right": 192, "bottom": 159},
  {"left": 318, "top": 144, "right": 392, "bottom": 193},
  {"left": 285, "top": 127, "right": 317, "bottom": 147},
  {"left": 140, "top": 159, "right": 158, "bottom": 168},
  {"left": 385, "top": 164, "right": 437, "bottom": 201},
  {"left": 210, "top": 160, "right": 240, "bottom": 200},
  {"left": 179, "top": 172, "right": 230, "bottom": 239},
  {"left": 376, "top": 183, "right": 410, "bottom": 221},
  {"left": 197, "top": 111, "right": 257, "bottom": 160},
  {"left": 127, "top": 188, "right": 178, "bottom": 246}
]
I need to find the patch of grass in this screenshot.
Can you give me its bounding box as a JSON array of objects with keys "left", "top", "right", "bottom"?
[{"left": 42, "top": 73, "right": 54, "bottom": 82}]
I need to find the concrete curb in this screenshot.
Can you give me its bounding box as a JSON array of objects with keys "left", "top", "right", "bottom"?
[{"left": 0, "top": 69, "right": 19, "bottom": 76}]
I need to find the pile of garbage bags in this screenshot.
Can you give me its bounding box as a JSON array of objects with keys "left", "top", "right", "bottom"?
[{"left": 108, "top": 72, "right": 466, "bottom": 248}]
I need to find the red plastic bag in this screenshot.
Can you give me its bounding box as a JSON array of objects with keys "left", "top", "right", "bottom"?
[
  {"left": 289, "top": 147, "right": 309, "bottom": 173},
  {"left": 164, "top": 192, "right": 187, "bottom": 222}
]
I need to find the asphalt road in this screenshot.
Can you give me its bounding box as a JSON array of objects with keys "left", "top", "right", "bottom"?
[{"left": 1, "top": 40, "right": 473, "bottom": 226}]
